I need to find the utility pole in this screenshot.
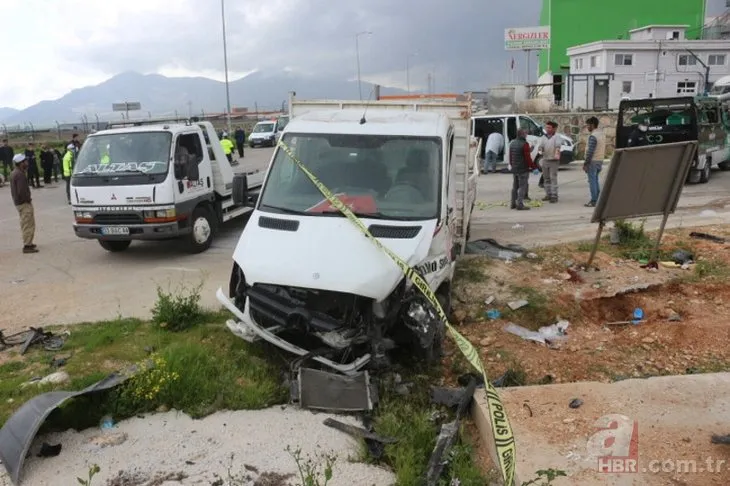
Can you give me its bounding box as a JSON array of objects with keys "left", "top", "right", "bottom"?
[
  {"left": 685, "top": 48, "right": 711, "bottom": 94},
  {"left": 355, "top": 31, "right": 372, "bottom": 101},
  {"left": 406, "top": 53, "right": 418, "bottom": 94},
  {"left": 221, "top": 0, "right": 232, "bottom": 135}
]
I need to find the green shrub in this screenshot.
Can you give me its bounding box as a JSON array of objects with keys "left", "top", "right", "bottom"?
[{"left": 151, "top": 283, "right": 204, "bottom": 331}]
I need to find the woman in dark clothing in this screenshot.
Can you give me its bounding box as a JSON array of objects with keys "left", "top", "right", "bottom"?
[{"left": 40, "top": 145, "right": 54, "bottom": 184}]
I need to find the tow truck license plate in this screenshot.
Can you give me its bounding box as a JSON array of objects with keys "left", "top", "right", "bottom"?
[{"left": 101, "top": 226, "right": 130, "bottom": 235}]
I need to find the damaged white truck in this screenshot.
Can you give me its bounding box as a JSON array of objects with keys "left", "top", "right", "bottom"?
[{"left": 217, "top": 94, "right": 478, "bottom": 392}]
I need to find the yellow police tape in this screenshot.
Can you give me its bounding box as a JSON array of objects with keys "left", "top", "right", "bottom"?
[
  {"left": 475, "top": 199, "right": 543, "bottom": 211},
  {"left": 277, "top": 140, "right": 517, "bottom": 486}
]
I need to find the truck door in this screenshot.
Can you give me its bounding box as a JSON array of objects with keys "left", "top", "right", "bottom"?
[{"left": 173, "top": 131, "right": 213, "bottom": 211}]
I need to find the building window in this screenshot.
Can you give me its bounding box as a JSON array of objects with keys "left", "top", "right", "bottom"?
[
  {"left": 614, "top": 54, "right": 633, "bottom": 66},
  {"left": 622, "top": 81, "right": 633, "bottom": 94},
  {"left": 678, "top": 54, "right": 697, "bottom": 66},
  {"left": 709, "top": 54, "right": 726, "bottom": 66},
  {"left": 677, "top": 81, "right": 697, "bottom": 94},
  {"left": 590, "top": 55, "right": 599, "bottom": 68}
]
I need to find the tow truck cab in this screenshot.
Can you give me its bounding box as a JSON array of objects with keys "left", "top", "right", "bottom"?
[
  {"left": 218, "top": 96, "right": 479, "bottom": 375},
  {"left": 70, "top": 120, "right": 262, "bottom": 253}
]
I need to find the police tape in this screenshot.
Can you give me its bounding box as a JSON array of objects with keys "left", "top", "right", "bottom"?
[
  {"left": 475, "top": 199, "right": 543, "bottom": 210},
  {"left": 277, "top": 140, "right": 518, "bottom": 486}
]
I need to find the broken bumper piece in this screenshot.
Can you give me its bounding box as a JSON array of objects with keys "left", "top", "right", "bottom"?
[
  {"left": 291, "top": 367, "right": 378, "bottom": 412},
  {"left": 216, "top": 287, "right": 371, "bottom": 376}
]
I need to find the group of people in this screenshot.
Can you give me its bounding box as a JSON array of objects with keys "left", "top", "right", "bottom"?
[
  {"left": 482, "top": 119, "right": 606, "bottom": 211},
  {"left": 218, "top": 126, "right": 247, "bottom": 162},
  {"left": 4, "top": 134, "right": 81, "bottom": 254}
]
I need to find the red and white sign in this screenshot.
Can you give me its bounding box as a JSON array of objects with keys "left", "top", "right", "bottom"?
[{"left": 504, "top": 26, "right": 551, "bottom": 50}]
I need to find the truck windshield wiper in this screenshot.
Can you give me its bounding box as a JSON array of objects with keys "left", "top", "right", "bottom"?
[{"left": 259, "top": 204, "right": 311, "bottom": 215}]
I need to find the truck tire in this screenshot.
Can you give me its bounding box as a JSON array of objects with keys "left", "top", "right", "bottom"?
[
  {"left": 185, "top": 207, "right": 214, "bottom": 253},
  {"left": 719, "top": 161, "right": 730, "bottom": 171},
  {"left": 232, "top": 173, "right": 248, "bottom": 206},
  {"left": 99, "top": 240, "right": 131, "bottom": 252}
]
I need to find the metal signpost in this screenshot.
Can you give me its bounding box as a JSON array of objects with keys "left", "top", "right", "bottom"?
[
  {"left": 112, "top": 102, "right": 142, "bottom": 120},
  {"left": 504, "top": 26, "right": 550, "bottom": 84},
  {"left": 586, "top": 141, "right": 698, "bottom": 267}
]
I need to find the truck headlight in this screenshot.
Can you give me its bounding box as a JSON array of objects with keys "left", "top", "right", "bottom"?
[
  {"left": 143, "top": 209, "right": 176, "bottom": 219},
  {"left": 74, "top": 211, "right": 93, "bottom": 220}
]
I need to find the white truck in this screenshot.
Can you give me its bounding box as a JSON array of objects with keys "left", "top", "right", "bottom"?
[
  {"left": 70, "top": 119, "right": 263, "bottom": 253},
  {"left": 217, "top": 94, "right": 479, "bottom": 375}
]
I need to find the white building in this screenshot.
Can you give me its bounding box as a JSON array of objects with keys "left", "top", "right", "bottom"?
[{"left": 566, "top": 25, "right": 730, "bottom": 110}]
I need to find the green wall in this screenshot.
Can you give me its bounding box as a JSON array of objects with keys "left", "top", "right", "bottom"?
[{"left": 538, "top": 0, "right": 707, "bottom": 76}]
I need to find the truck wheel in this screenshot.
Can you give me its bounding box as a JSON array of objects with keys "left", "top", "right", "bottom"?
[
  {"left": 719, "top": 161, "right": 730, "bottom": 171},
  {"left": 99, "top": 240, "right": 131, "bottom": 252},
  {"left": 700, "top": 160, "right": 711, "bottom": 184},
  {"left": 186, "top": 207, "right": 213, "bottom": 253}
]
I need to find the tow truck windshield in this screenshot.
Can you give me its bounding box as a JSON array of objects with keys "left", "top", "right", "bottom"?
[
  {"left": 74, "top": 132, "right": 172, "bottom": 176},
  {"left": 258, "top": 132, "right": 442, "bottom": 220}
]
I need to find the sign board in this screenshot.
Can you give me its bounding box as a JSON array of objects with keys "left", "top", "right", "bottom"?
[
  {"left": 504, "top": 26, "right": 551, "bottom": 50},
  {"left": 112, "top": 102, "right": 142, "bottom": 112}
]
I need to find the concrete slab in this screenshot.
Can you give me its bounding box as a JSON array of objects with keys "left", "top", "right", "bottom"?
[{"left": 472, "top": 373, "right": 730, "bottom": 485}]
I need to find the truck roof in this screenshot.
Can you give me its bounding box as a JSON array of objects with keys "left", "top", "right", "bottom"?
[
  {"left": 286, "top": 109, "right": 449, "bottom": 137},
  {"left": 90, "top": 123, "right": 197, "bottom": 137}
]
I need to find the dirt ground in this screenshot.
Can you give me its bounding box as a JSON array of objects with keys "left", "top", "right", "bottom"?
[{"left": 446, "top": 224, "right": 730, "bottom": 484}]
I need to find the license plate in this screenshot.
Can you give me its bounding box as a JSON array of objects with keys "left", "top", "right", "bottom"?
[{"left": 100, "top": 226, "right": 130, "bottom": 235}]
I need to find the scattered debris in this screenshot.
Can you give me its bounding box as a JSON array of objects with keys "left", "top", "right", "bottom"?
[
  {"left": 565, "top": 268, "right": 584, "bottom": 283},
  {"left": 21, "top": 371, "right": 71, "bottom": 388},
  {"left": 526, "top": 252, "right": 539, "bottom": 259},
  {"left": 484, "top": 296, "right": 495, "bottom": 306},
  {"left": 711, "top": 434, "right": 730, "bottom": 445},
  {"left": 672, "top": 250, "right": 694, "bottom": 265},
  {"left": 36, "top": 442, "right": 61, "bottom": 458},
  {"left": 523, "top": 402, "right": 533, "bottom": 417},
  {"left": 291, "top": 367, "right": 377, "bottom": 412},
  {"left": 89, "top": 431, "right": 128, "bottom": 448},
  {"left": 424, "top": 378, "right": 477, "bottom": 486},
  {"left": 485, "top": 309, "right": 501, "bottom": 320},
  {"left": 464, "top": 238, "right": 525, "bottom": 261},
  {"left": 569, "top": 398, "right": 584, "bottom": 409},
  {"left": 0, "top": 327, "right": 67, "bottom": 354},
  {"left": 507, "top": 299, "right": 529, "bottom": 311},
  {"left": 100, "top": 415, "right": 115, "bottom": 430},
  {"left": 503, "top": 320, "right": 570, "bottom": 347},
  {"left": 254, "top": 471, "right": 295, "bottom": 486},
  {"left": 323, "top": 418, "right": 396, "bottom": 460},
  {"left": 512, "top": 224, "right": 524, "bottom": 230},
  {"left": 690, "top": 231, "right": 726, "bottom": 244},
  {"left": 492, "top": 369, "right": 526, "bottom": 387}
]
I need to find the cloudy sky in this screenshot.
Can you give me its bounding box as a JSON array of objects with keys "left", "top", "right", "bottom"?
[{"left": 1, "top": 0, "right": 727, "bottom": 110}]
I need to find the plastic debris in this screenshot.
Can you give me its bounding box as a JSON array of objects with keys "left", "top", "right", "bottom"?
[
  {"left": 671, "top": 250, "right": 694, "bottom": 265},
  {"left": 503, "top": 320, "right": 570, "bottom": 346},
  {"left": 485, "top": 309, "right": 501, "bottom": 320},
  {"left": 508, "top": 300, "right": 529, "bottom": 311},
  {"left": 100, "top": 415, "right": 115, "bottom": 430},
  {"left": 569, "top": 398, "right": 584, "bottom": 409},
  {"left": 484, "top": 296, "right": 495, "bottom": 306},
  {"left": 632, "top": 308, "right": 644, "bottom": 325}
]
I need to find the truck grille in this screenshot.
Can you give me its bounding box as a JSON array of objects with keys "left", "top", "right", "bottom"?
[{"left": 93, "top": 213, "right": 143, "bottom": 225}]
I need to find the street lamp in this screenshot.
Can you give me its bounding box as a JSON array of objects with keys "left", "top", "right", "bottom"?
[
  {"left": 221, "top": 0, "right": 232, "bottom": 135},
  {"left": 406, "top": 53, "right": 418, "bottom": 94},
  {"left": 355, "top": 31, "right": 372, "bottom": 101}
]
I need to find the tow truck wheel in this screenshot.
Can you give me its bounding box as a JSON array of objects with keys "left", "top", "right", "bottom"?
[
  {"left": 186, "top": 207, "right": 213, "bottom": 254},
  {"left": 700, "top": 160, "right": 712, "bottom": 184},
  {"left": 98, "top": 240, "right": 131, "bottom": 252},
  {"left": 719, "top": 161, "right": 730, "bottom": 171}
]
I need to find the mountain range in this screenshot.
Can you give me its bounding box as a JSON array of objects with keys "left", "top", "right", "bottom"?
[{"left": 0, "top": 71, "right": 409, "bottom": 126}]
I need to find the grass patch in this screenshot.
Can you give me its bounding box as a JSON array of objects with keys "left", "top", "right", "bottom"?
[
  {"left": 371, "top": 375, "right": 488, "bottom": 486},
  {"left": 454, "top": 257, "right": 491, "bottom": 283},
  {"left": 504, "top": 286, "right": 556, "bottom": 330},
  {"left": 693, "top": 258, "right": 730, "bottom": 280},
  {"left": 152, "top": 282, "right": 206, "bottom": 331}
]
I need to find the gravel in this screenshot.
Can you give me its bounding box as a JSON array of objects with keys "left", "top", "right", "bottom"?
[{"left": 0, "top": 407, "right": 395, "bottom": 486}]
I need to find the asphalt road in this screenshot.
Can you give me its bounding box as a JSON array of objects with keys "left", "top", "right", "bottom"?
[{"left": 2, "top": 154, "right": 730, "bottom": 331}]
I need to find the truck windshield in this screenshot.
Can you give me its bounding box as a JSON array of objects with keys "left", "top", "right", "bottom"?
[
  {"left": 254, "top": 123, "right": 275, "bottom": 133},
  {"left": 258, "top": 133, "right": 442, "bottom": 220},
  {"left": 616, "top": 99, "right": 697, "bottom": 148},
  {"left": 74, "top": 132, "right": 172, "bottom": 175}
]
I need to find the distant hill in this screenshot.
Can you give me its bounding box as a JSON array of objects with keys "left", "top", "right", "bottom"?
[
  {"left": 3, "top": 71, "right": 409, "bottom": 126},
  {"left": 0, "top": 107, "right": 19, "bottom": 122}
]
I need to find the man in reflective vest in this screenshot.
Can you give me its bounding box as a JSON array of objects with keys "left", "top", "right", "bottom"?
[
  {"left": 63, "top": 144, "right": 74, "bottom": 204},
  {"left": 220, "top": 136, "right": 234, "bottom": 162}
]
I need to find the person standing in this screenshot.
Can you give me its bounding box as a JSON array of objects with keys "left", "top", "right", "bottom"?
[
  {"left": 220, "top": 136, "right": 234, "bottom": 163},
  {"left": 25, "top": 142, "right": 43, "bottom": 188},
  {"left": 63, "top": 143, "right": 75, "bottom": 204},
  {"left": 10, "top": 153, "right": 38, "bottom": 253},
  {"left": 536, "top": 121, "right": 564, "bottom": 203},
  {"left": 40, "top": 145, "right": 54, "bottom": 185},
  {"left": 0, "top": 139, "right": 13, "bottom": 184},
  {"left": 583, "top": 117, "right": 605, "bottom": 207},
  {"left": 52, "top": 147, "right": 62, "bottom": 183},
  {"left": 234, "top": 126, "right": 246, "bottom": 158},
  {"left": 509, "top": 129, "right": 537, "bottom": 211},
  {"left": 482, "top": 131, "right": 504, "bottom": 174}
]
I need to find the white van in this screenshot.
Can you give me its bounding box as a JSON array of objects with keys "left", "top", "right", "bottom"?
[
  {"left": 248, "top": 120, "right": 281, "bottom": 148},
  {"left": 472, "top": 113, "right": 574, "bottom": 169}
]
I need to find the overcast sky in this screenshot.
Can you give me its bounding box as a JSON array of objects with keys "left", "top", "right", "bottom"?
[{"left": 1, "top": 0, "right": 726, "bottom": 110}]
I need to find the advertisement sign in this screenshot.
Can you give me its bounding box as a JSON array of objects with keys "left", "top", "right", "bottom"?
[{"left": 504, "top": 26, "right": 551, "bottom": 50}]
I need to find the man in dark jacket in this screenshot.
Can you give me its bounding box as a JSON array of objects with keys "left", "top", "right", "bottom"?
[
  {"left": 40, "top": 145, "right": 54, "bottom": 185},
  {"left": 25, "top": 143, "right": 42, "bottom": 188},
  {"left": 0, "top": 139, "right": 13, "bottom": 183},
  {"left": 627, "top": 123, "right": 649, "bottom": 147},
  {"left": 234, "top": 126, "right": 245, "bottom": 158},
  {"left": 509, "top": 129, "right": 537, "bottom": 210}
]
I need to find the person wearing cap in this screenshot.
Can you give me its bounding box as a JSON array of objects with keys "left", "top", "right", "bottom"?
[
  {"left": 10, "top": 153, "right": 38, "bottom": 253},
  {"left": 63, "top": 143, "right": 74, "bottom": 204},
  {"left": 220, "top": 136, "right": 234, "bottom": 163}
]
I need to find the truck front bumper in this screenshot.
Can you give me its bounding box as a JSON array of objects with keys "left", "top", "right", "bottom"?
[{"left": 73, "top": 222, "right": 190, "bottom": 241}]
